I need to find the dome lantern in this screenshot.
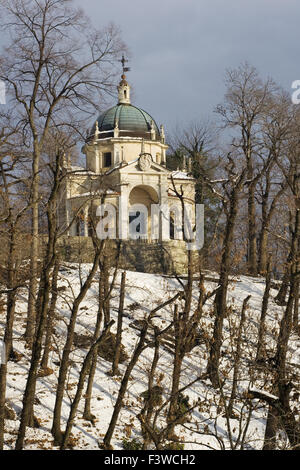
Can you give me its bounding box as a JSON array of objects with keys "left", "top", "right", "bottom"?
[{"left": 118, "top": 73, "right": 131, "bottom": 105}]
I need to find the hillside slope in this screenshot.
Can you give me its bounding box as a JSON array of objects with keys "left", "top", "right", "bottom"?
[{"left": 1, "top": 266, "right": 299, "bottom": 450}]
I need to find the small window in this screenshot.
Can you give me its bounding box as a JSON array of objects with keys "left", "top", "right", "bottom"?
[{"left": 103, "top": 152, "right": 112, "bottom": 167}]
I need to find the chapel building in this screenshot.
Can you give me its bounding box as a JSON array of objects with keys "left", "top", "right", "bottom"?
[{"left": 58, "top": 70, "right": 198, "bottom": 273}]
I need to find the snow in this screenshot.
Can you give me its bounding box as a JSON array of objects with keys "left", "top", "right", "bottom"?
[
  {"left": 171, "top": 171, "right": 194, "bottom": 180},
  {"left": 1, "top": 267, "right": 299, "bottom": 450},
  {"left": 69, "top": 189, "right": 119, "bottom": 199},
  {"left": 249, "top": 388, "right": 279, "bottom": 401}
]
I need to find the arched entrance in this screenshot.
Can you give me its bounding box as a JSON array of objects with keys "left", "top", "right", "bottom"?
[{"left": 128, "top": 185, "right": 159, "bottom": 240}]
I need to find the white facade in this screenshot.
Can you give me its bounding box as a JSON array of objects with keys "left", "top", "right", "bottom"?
[{"left": 59, "top": 74, "right": 196, "bottom": 244}]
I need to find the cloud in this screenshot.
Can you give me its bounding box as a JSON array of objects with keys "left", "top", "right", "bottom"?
[{"left": 72, "top": 0, "right": 300, "bottom": 132}]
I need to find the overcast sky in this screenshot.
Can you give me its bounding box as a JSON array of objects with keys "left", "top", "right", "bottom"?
[
  {"left": 57, "top": 1, "right": 300, "bottom": 134},
  {"left": 1, "top": 0, "right": 299, "bottom": 136}
]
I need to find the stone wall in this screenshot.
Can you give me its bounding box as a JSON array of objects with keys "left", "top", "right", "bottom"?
[{"left": 55, "top": 236, "right": 198, "bottom": 275}]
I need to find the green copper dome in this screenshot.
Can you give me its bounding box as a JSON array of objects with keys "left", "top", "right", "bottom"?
[{"left": 90, "top": 103, "right": 160, "bottom": 140}]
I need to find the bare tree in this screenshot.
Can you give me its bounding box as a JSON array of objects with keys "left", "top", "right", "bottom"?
[
  {"left": 216, "top": 63, "right": 276, "bottom": 275},
  {"left": 249, "top": 119, "right": 300, "bottom": 450},
  {"left": 227, "top": 295, "right": 251, "bottom": 417},
  {"left": 40, "top": 256, "right": 60, "bottom": 372},
  {"left": 61, "top": 320, "right": 114, "bottom": 449},
  {"left": 168, "top": 120, "right": 221, "bottom": 260},
  {"left": 102, "top": 290, "right": 183, "bottom": 450},
  {"left": 273, "top": 144, "right": 300, "bottom": 448},
  {"left": 0, "top": 113, "right": 31, "bottom": 449},
  {"left": 15, "top": 132, "right": 72, "bottom": 449},
  {"left": 82, "top": 241, "right": 121, "bottom": 420},
  {"left": 257, "top": 91, "right": 292, "bottom": 274},
  {"left": 255, "top": 256, "right": 272, "bottom": 361},
  {"left": 0, "top": 0, "right": 126, "bottom": 347},
  {"left": 206, "top": 153, "right": 247, "bottom": 387},
  {"left": 51, "top": 236, "right": 105, "bottom": 445},
  {"left": 111, "top": 271, "right": 126, "bottom": 376}
]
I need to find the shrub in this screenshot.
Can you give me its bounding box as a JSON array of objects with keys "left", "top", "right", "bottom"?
[
  {"left": 122, "top": 438, "right": 143, "bottom": 450},
  {"left": 163, "top": 442, "right": 185, "bottom": 450}
]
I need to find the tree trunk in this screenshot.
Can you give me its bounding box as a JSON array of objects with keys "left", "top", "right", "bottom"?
[
  {"left": 15, "top": 251, "right": 55, "bottom": 449},
  {"left": 0, "top": 226, "right": 17, "bottom": 449},
  {"left": 16, "top": 154, "right": 66, "bottom": 449},
  {"left": 273, "top": 209, "right": 300, "bottom": 448},
  {"left": 247, "top": 161, "right": 257, "bottom": 276},
  {"left": 40, "top": 258, "right": 60, "bottom": 370},
  {"left": 111, "top": 271, "right": 126, "bottom": 376},
  {"left": 227, "top": 295, "right": 250, "bottom": 417},
  {"left": 256, "top": 259, "right": 272, "bottom": 360},
  {"left": 275, "top": 265, "right": 290, "bottom": 306},
  {"left": 25, "top": 148, "right": 40, "bottom": 348},
  {"left": 61, "top": 321, "right": 114, "bottom": 449},
  {"left": 276, "top": 208, "right": 300, "bottom": 380},
  {"left": 293, "top": 279, "right": 299, "bottom": 330},
  {"left": 82, "top": 269, "right": 105, "bottom": 421},
  {"left": 51, "top": 248, "right": 102, "bottom": 444},
  {"left": 258, "top": 227, "right": 268, "bottom": 275},
  {"left": 167, "top": 304, "right": 183, "bottom": 436},
  {"left": 15, "top": 209, "right": 57, "bottom": 449},
  {"left": 207, "top": 180, "right": 243, "bottom": 387},
  {"left": 262, "top": 406, "right": 279, "bottom": 450},
  {"left": 103, "top": 322, "right": 149, "bottom": 449},
  {"left": 140, "top": 327, "right": 160, "bottom": 449}
]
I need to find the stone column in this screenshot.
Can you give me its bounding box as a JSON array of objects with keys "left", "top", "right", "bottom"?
[
  {"left": 69, "top": 214, "right": 77, "bottom": 236},
  {"left": 65, "top": 199, "right": 70, "bottom": 236},
  {"left": 84, "top": 205, "right": 89, "bottom": 237},
  {"left": 114, "top": 144, "right": 120, "bottom": 165},
  {"left": 172, "top": 201, "right": 183, "bottom": 240},
  {"left": 98, "top": 151, "right": 103, "bottom": 172},
  {"left": 118, "top": 186, "right": 129, "bottom": 240},
  {"left": 94, "top": 145, "right": 100, "bottom": 173},
  {"left": 161, "top": 147, "right": 166, "bottom": 166},
  {"left": 159, "top": 180, "right": 170, "bottom": 241}
]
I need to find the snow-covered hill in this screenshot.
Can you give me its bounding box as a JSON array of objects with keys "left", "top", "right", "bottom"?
[{"left": 2, "top": 266, "right": 299, "bottom": 450}]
